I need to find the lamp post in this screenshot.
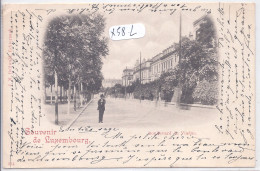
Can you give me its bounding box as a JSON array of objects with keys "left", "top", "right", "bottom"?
[
  {"left": 140, "top": 52, "right": 142, "bottom": 85},
  {"left": 172, "top": 11, "right": 182, "bottom": 108},
  {"left": 124, "top": 76, "right": 127, "bottom": 100},
  {"left": 125, "top": 73, "right": 131, "bottom": 100},
  {"left": 139, "top": 52, "right": 142, "bottom": 103}
]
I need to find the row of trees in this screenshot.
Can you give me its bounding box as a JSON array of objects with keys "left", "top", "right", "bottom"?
[
  {"left": 106, "top": 15, "right": 218, "bottom": 105},
  {"left": 43, "top": 14, "right": 108, "bottom": 123}
]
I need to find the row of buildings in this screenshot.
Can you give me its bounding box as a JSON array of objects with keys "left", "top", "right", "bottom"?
[
  {"left": 122, "top": 15, "right": 207, "bottom": 86},
  {"left": 121, "top": 42, "right": 180, "bottom": 86}
]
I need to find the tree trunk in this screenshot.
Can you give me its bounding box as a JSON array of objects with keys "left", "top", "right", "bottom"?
[
  {"left": 60, "top": 86, "right": 62, "bottom": 102},
  {"left": 67, "top": 76, "right": 71, "bottom": 115},
  {"left": 80, "top": 82, "right": 83, "bottom": 106},
  {"left": 44, "top": 85, "right": 47, "bottom": 103},
  {"left": 50, "top": 85, "right": 53, "bottom": 104},
  {"left": 55, "top": 70, "right": 58, "bottom": 125},
  {"left": 78, "top": 81, "right": 80, "bottom": 108},
  {"left": 84, "top": 86, "right": 88, "bottom": 103},
  {"left": 74, "top": 84, "right": 76, "bottom": 111}
]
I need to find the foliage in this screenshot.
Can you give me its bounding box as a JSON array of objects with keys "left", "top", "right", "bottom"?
[
  {"left": 192, "top": 80, "right": 218, "bottom": 105},
  {"left": 175, "top": 15, "right": 218, "bottom": 104},
  {"left": 126, "top": 80, "right": 138, "bottom": 93},
  {"left": 43, "top": 14, "right": 108, "bottom": 93},
  {"left": 133, "top": 82, "right": 158, "bottom": 100},
  {"left": 159, "top": 69, "right": 178, "bottom": 102},
  {"left": 106, "top": 84, "right": 125, "bottom": 97},
  {"left": 196, "top": 16, "right": 216, "bottom": 48},
  {"left": 106, "top": 15, "right": 218, "bottom": 105}
]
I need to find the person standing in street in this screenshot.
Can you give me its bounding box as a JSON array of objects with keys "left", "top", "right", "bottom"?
[{"left": 97, "top": 94, "right": 106, "bottom": 123}]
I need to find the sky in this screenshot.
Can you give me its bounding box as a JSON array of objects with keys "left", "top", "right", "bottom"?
[{"left": 101, "top": 11, "right": 205, "bottom": 80}]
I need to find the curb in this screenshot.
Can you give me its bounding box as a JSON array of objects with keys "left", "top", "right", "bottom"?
[
  {"left": 113, "top": 97, "right": 216, "bottom": 109},
  {"left": 167, "top": 102, "right": 216, "bottom": 109},
  {"left": 179, "top": 103, "right": 216, "bottom": 109},
  {"left": 65, "top": 98, "right": 94, "bottom": 129}
]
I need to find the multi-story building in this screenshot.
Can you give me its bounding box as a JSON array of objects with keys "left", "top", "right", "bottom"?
[
  {"left": 133, "top": 59, "right": 141, "bottom": 82},
  {"left": 193, "top": 15, "right": 216, "bottom": 48},
  {"left": 122, "top": 15, "right": 203, "bottom": 84},
  {"left": 193, "top": 15, "right": 207, "bottom": 40},
  {"left": 127, "top": 44, "right": 179, "bottom": 84},
  {"left": 122, "top": 67, "right": 134, "bottom": 86},
  {"left": 133, "top": 58, "right": 152, "bottom": 84},
  {"left": 150, "top": 44, "right": 179, "bottom": 81},
  {"left": 150, "top": 53, "right": 162, "bottom": 81}
]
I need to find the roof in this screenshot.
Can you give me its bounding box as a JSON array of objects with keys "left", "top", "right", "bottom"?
[
  {"left": 123, "top": 68, "right": 134, "bottom": 72},
  {"left": 160, "top": 50, "right": 177, "bottom": 60},
  {"left": 193, "top": 15, "right": 207, "bottom": 27}
]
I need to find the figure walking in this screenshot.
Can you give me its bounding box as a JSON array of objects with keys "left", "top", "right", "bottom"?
[{"left": 97, "top": 94, "right": 106, "bottom": 123}]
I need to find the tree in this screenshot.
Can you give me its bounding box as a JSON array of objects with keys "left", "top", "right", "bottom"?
[
  {"left": 175, "top": 15, "right": 218, "bottom": 104},
  {"left": 195, "top": 15, "right": 216, "bottom": 48},
  {"left": 159, "top": 69, "right": 178, "bottom": 102},
  {"left": 43, "top": 14, "right": 108, "bottom": 124},
  {"left": 192, "top": 80, "right": 218, "bottom": 105}
]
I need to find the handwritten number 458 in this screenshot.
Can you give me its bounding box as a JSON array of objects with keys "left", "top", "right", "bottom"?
[{"left": 111, "top": 25, "right": 137, "bottom": 38}]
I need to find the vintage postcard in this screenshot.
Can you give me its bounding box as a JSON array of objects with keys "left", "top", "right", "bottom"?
[{"left": 2, "top": 2, "right": 255, "bottom": 168}]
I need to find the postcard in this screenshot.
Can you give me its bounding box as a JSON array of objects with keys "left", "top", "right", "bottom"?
[{"left": 2, "top": 2, "right": 255, "bottom": 168}]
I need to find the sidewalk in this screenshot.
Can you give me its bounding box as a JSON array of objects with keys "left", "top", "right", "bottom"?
[
  {"left": 70, "top": 96, "right": 218, "bottom": 129},
  {"left": 43, "top": 99, "right": 93, "bottom": 126},
  {"left": 109, "top": 97, "right": 216, "bottom": 109}
]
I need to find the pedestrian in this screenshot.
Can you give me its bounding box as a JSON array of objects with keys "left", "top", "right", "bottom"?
[{"left": 97, "top": 94, "right": 106, "bottom": 123}]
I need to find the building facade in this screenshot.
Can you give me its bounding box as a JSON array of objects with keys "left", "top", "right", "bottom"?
[
  {"left": 150, "top": 53, "right": 162, "bottom": 81},
  {"left": 125, "top": 43, "right": 179, "bottom": 85},
  {"left": 150, "top": 45, "right": 179, "bottom": 82},
  {"left": 193, "top": 15, "right": 207, "bottom": 40},
  {"left": 133, "top": 59, "right": 152, "bottom": 84},
  {"left": 122, "top": 68, "right": 134, "bottom": 86},
  {"left": 122, "top": 15, "right": 204, "bottom": 85}
]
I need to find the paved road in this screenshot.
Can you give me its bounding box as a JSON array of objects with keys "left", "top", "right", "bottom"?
[{"left": 71, "top": 97, "right": 218, "bottom": 129}]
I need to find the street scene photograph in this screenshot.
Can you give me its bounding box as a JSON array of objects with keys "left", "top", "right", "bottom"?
[
  {"left": 42, "top": 10, "right": 219, "bottom": 129},
  {"left": 3, "top": 3, "right": 255, "bottom": 169}
]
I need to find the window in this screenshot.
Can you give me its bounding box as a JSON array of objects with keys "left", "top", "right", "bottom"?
[{"left": 162, "top": 63, "right": 163, "bottom": 71}]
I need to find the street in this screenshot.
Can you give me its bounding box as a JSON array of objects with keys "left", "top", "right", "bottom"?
[{"left": 70, "top": 97, "right": 219, "bottom": 129}]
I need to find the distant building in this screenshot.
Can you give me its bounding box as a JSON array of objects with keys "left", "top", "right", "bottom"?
[
  {"left": 122, "top": 67, "right": 134, "bottom": 86},
  {"left": 150, "top": 53, "right": 162, "bottom": 81},
  {"left": 125, "top": 37, "right": 193, "bottom": 84},
  {"left": 130, "top": 43, "right": 179, "bottom": 84},
  {"left": 133, "top": 58, "right": 152, "bottom": 84},
  {"left": 102, "top": 79, "right": 121, "bottom": 88},
  {"left": 133, "top": 60, "right": 141, "bottom": 82},
  {"left": 122, "top": 15, "right": 203, "bottom": 84},
  {"left": 193, "top": 15, "right": 207, "bottom": 40},
  {"left": 150, "top": 45, "right": 179, "bottom": 81}
]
